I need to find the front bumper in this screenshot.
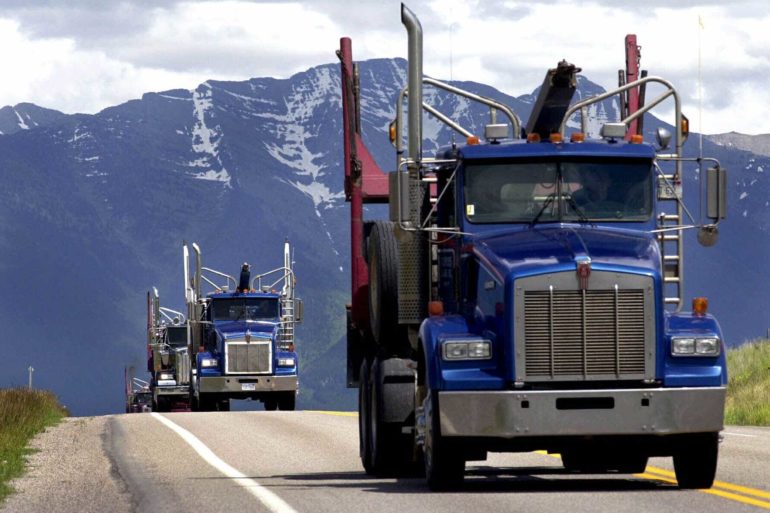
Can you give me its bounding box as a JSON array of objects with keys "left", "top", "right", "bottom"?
[
  {"left": 199, "top": 375, "right": 298, "bottom": 394},
  {"left": 439, "top": 387, "right": 725, "bottom": 438},
  {"left": 154, "top": 385, "right": 189, "bottom": 399}
]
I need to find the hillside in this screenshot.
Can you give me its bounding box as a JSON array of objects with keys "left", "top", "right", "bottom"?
[
  {"left": 0, "top": 389, "right": 68, "bottom": 502},
  {"left": 708, "top": 131, "right": 770, "bottom": 158},
  {"left": 726, "top": 339, "right": 770, "bottom": 426}
]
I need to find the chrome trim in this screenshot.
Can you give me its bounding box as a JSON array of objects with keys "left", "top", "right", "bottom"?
[
  {"left": 439, "top": 387, "right": 725, "bottom": 438},
  {"left": 514, "top": 271, "right": 655, "bottom": 382},
  {"left": 224, "top": 339, "right": 272, "bottom": 375},
  {"left": 199, "top": 375, "right": 297, "bottom": 393}
]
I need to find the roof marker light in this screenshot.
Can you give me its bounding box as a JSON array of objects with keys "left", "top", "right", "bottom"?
[
  {"left": 467, "top": 135, "right": 480, "bottom": 145},
  {"left": 570, "top": 132, "right": 585, "bottom": 142},
  {"left": 630, "top": 134, "right": 644, "bottom": 144},
  {"left": 527, "top": 133, "right": 541, "bottom": 143},
  {"left": 550, "top": 132, "right": 563, "bottom": 143}
]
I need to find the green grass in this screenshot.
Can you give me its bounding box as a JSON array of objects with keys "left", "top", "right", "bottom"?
[
  {"left": 725, "top": 339, "right": 770, "bottom": 426},
  {"left": 0, "top": 388, "right": 68, "bottom": 502}
]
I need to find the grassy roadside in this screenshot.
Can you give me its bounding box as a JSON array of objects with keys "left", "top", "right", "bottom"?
[
  {"left": 726, "top": 339, "right": 770, "bottom": 426},
  {"left": 0, "top": 388, "right": 68, "bottom": 502}
]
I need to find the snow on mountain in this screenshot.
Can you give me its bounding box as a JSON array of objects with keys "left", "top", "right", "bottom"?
[{"left": 708, "top": 131, "right": 770, "bottom": 158}]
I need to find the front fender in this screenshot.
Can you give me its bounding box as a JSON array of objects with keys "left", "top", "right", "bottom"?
[
  {"left": 419, "top": 315, "right": 505, "bottom": 391},
  {"left": 664, "top": 312, "right": 727, "bottom": 387}
]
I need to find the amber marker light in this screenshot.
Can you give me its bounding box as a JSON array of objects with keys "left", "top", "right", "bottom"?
[
  {"left": 630, "top": 134, "right": 644, "bottom": 144},
  {"left": 527, "top": 133, "right": 541, "bottom": 143},
  {"left": 549, "top": 132, "right": 563, "bottom": 143},
  {"left": 570, "top": 132, "right": 585, "bottom": 142},
  {"left": 388, "top": 120, "right": 397, "bottom": 144},
  {"left": 428, "top": 301, "right": 444, "bottom": 316},
  {"left": 693, "top": 297, "right": 708, "bottom": 316},
  {"left": 467, "top": 135, "right": 480, "bottom": 145}
]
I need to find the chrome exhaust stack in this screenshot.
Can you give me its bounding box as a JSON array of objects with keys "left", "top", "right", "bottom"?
[{"left": 401, "top": 2, "right": 422, "bottom": 166}]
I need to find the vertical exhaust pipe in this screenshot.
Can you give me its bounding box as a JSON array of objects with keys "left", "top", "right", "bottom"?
[
  {"left": 401, "top": 3, "right": 422, "bottom": 165},
  {"left": 192, "top": 243, "right": 202, "bottom": 298},
  {"left": 283, "top": 238, "right": 293, "bottom": 299}
]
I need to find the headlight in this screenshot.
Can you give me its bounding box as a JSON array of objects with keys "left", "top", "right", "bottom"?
[
  {"left": 278, "top": 358, "right": 296, "bottom": 367},
  {"left": 159, "top": 372, "right": 174, "bottom": 380},
  {"left": 200, "top": 358, "right": 219, "bottom": 368},
  {"left": 671, "top": 337, "right": 720, "bottom": 356},
  {"left": 442, "top": 339, "right": 492, "bottom": 361}
]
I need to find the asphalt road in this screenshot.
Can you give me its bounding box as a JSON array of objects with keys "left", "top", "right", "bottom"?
[{"left": 3, "top": 412, "right": 769, "bottom": 513}]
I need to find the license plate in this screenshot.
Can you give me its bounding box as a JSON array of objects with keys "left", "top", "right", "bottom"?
[{"left": 241, "top": 383, "right": 256, "bottom": 391}]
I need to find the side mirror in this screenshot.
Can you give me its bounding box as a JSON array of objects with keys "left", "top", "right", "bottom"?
[
  {"left": 655, "top": 127, "right": 671, "bottom": 151},
  {"left": 707, "top": 166, "right": 727, "bottom": 220},
  {"left": 294, "top": 298, "right": 304, "bottom": 324},
  {"left": 697, "top": 225, "right": 719, "bottom": 247}
]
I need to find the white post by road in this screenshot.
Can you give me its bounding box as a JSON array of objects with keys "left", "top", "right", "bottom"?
[{"left": 28, "top": 366, "right": 34, "bottom": 389}]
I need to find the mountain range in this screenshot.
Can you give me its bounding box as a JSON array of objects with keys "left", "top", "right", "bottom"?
[{"left": 0, "top": 57, "right": 768, "bottom": 416}]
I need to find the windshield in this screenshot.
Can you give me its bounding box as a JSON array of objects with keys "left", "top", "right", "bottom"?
[
  {"left": 211, "top": 298, "right": 279, "bottom": 322},
  {"left": 464, "top": 159, "right": 652, "bottom": 223}
]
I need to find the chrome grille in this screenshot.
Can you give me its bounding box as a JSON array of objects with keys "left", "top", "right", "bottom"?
[
  {"left": 515, "top": 271, "right": 654, "bottom": 382},
  {"left": 225, "top": 341, "right": 271, "bottom": 374}
]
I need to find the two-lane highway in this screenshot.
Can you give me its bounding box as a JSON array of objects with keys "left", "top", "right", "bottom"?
[{"left": 3, "top": 411, "right": 769, "bottom": 513}]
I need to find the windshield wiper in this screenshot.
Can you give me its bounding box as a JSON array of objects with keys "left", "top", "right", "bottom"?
[
  {"left": 529, "top": 193, "right": 556, "bottom": 226},
  {"left": 565, "top": 194, "right": 591, "bottom": 223}
]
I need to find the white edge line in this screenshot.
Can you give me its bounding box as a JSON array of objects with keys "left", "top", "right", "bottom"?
[
  {"left": 151, "top": 412, "right": 297, "bottom": 513},
  {"left": 722, "top": 432, "right": 758, "bottom": 438}
]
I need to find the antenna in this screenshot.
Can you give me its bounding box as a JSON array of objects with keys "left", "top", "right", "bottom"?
[{"left": 698, "top": 14, "right": 704, "bottom": 159}]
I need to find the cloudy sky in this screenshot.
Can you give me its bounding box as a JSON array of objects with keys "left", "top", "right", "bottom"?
[{"left": 0, "top": 0, "right": 768, "bottom": 134}]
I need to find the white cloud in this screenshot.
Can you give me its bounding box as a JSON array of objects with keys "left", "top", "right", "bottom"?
[{"left": 0, "top": 0, "right": 768, "bottom": 134}]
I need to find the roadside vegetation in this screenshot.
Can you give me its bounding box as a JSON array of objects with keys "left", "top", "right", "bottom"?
[
  {"left": 726, "top": 339, "right": 770, "bottom": 426},
  {"left": 0, "top": 388, "right": 68, "bottom": 502}
]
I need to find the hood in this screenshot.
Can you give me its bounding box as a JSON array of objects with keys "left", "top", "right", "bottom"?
[
  {"left": 472, "top": 224, "right": 661, "bottom": 281},
  {"left": 213, "top": 320, "right": 277, "bottom": 338}
]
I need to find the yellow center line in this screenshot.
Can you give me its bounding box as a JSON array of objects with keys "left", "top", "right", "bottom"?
[
  {"left": 305, "top": 410, "right": 358, "bottom": 417},
  {"left": 644, "top": 466, "right": 770, "bottom": 501},
  {"left": 536, "top": 451, "right": 770, "bottom": 510}
]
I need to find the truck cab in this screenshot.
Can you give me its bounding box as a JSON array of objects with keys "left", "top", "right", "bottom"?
[
  {"left": 184, "top": 241, "right": 302, "bottom": 411},
  {"left": 196, "top": 290, "right": 299, "bottom": 411}
]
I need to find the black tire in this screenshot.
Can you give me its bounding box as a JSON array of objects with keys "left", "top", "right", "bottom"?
[
  {"left": 368, "top": 358, "right": 414, "bottom": 476},
  {"left": 278, "top": 392, "right": 296, "bottom": 411},
  {"left": 674, "top": 433, "right": 719, "bottom": 489},
  {"left": 359, "top": 358, "right": 374, "bottom": 474},
  {"left": 218, "top": 399, "right": 230, "bottom": 412},
  {"left": 264, "top": 398, "right": 278, "bottom": 411},
  {"left": 367, "top": 221, "right": 399, "bottom": 347},
  {"left": 423, "top": 389, "right": 464, "bottom": 490}
]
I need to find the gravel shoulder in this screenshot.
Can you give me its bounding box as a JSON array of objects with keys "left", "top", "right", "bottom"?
[{"left": 0, "top": 416, "right": 133, "bottom": 513}]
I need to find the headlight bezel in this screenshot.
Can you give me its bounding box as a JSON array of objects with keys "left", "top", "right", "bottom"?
[
  {"left": 200, "top": 358, "right": 219, "bottom": 368},
  {"left": 442, "top": 338, "right": 493, "bottom": 361},
  {"left": 671, "top": 336, "right": 721, "bottom": 357}
]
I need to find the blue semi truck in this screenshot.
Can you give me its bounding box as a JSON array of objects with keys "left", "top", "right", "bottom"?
[
  {"left": 183, "top": 240, "right": 302, "bottom": 411},
  {"left": 340, "top": 4, "right": 728, "bottom": 490},
  {"left": 146, "top": 287, "right": 191, "bottom": 412}
]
